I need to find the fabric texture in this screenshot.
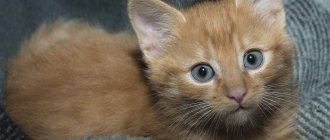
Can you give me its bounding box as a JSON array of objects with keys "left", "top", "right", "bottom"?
[
  {"left": 0, "top": 0, "right": 329, "bottom": 139},
  {"left": 284, "top": 0, "right": 330, "bottom": 139}
]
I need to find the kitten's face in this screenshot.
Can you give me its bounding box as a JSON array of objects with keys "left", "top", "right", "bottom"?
[{"left": 129, "top": 0, "right": 296, "bottom": 136}]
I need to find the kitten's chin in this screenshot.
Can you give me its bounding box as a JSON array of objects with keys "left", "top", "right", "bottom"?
[
  {"left": 226, "top": 109, "right": 252, "bottom": 126},
  {"left": 219, "top": 105, "right": 259, "bottom": 128}
]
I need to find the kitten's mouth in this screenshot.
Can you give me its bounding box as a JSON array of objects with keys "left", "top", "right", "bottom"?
[{"left": 232, "top": 105, "right": 248, "bottom": 112}]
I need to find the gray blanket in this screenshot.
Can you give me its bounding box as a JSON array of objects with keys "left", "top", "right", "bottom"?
[{"left": 0, "top": 0, "right": 329, "bottom": 139}]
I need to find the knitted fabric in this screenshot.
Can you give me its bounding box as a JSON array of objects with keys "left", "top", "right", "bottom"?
[{"left": 285, "top": 0, "right": 330, "bottom": 139}]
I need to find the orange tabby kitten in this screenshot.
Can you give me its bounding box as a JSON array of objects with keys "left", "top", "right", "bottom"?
[{"left": 5, "top": 0, "right": 297, "bottom": 140}]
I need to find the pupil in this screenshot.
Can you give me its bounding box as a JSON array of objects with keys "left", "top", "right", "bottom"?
[
  {"left": 198, "top": 67, "right": 208, "bottom": 77},
  {"left": 247, "top": 54, "right": 256, "bottom": 64}
]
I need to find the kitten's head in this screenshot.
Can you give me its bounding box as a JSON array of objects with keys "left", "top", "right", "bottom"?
[{"left": 129, "top": 0, "right": 296, "bottom": 136}]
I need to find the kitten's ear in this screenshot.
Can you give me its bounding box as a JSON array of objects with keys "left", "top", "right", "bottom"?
[
  {"left": 128, "top": 0, "right": 186, "bottom": 61},
  {"left": 236, "top": 0, "right": 285, "bottom": 27}
]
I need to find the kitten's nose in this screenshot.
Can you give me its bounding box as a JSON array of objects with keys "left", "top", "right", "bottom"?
[{"left": 227, "top": 88, "right": 246, "bottom": 104}]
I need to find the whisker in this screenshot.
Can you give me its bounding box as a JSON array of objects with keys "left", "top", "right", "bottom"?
[
  {"left": 260, "top": 97, "right": 277, "bottom": 114},
  {"left": 261, "top": 96, "right": 293, "bottom": 115},
  {"left": 257, "top": 103, "right": 269, "bottom": 119},
  {"left": 263, "top": 93, "right": 298, "bottom": 106}
]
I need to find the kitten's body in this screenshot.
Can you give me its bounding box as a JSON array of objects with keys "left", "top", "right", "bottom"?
[
  {"left": 5, "top": 0, "right": 297, "bottom": 140},
  {"left": 5, "top": 22, "right": 163, "bottom": 139}
]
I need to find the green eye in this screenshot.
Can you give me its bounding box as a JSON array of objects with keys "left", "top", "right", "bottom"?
[
  {"left": 191, "top": 64, "right": 215, "bottom": 83},
  {"left": 243, "top": 50, "right": 264, "bottom": 70}
]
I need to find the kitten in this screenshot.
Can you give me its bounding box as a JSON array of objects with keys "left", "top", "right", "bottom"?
[{"left": 5, "top": 0, "right": 297, "bottom": 140}]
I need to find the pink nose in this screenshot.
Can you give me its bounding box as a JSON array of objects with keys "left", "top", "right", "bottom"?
[{"left": 227, "top": 88, "right": 246, "bottom": 104}]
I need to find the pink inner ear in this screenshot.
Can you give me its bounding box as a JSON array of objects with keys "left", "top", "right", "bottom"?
[
  {"left": 235, "top": 0, "right": 284, "bottom": 26},
  {"left": 131, "top": 15, "right": 166, "bottom": 59},
  {"left": 253, "top": 0, "right": 282, "bottom": 14},
  {"left": 252, "top": 0, "right": 284, "bottom": 26},
  {"left": 128, "top": 0, "right": 186, "bottom": 61}
]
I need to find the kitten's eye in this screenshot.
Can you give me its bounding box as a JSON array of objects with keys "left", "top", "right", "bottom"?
[
  {"left": 243, "top": 50, "right": 264, "bottom": 70},
  {"left": 191, "top": 64, "right": 215, "bottom": 83}
]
